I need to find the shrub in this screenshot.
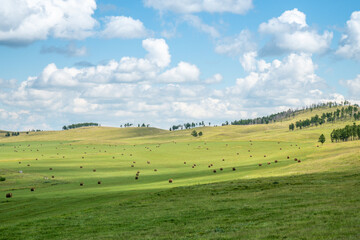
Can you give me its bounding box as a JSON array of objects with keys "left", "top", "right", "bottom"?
[
  {"left": 191, "top": 130, "right": 198, "bottom": 137},
  {"left": 0, "top": 176, "right": 5, "bottom": 181}
]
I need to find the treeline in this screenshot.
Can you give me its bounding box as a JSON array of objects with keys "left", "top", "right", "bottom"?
[
  {"left": 331, "top": 123, "right": 360, "bottom": 142},
  {"left": 63, "top": 123, "right": 99, "bottom": 130},
  {"left": 227, "top": 101, "right": 345, "bottom": 126},
  {"left": 120, "top": 123, "right": 150, "bottom": 128},
  {"left": 289, "top": 105, "right": 360, "bottom": 130},
  {"left": 170, "top": 121, "right": 209, "bottom": 131}
]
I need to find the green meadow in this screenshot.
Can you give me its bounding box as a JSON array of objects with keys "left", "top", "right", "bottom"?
[{"left": 1, "top": 107, "right": 359, "bottom": 239}]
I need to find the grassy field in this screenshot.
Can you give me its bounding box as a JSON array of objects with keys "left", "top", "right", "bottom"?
[{"left": 0, "top": 107, "right": 359, "bottom": 239}]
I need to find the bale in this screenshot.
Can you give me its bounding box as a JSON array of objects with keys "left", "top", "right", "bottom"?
[
  {"left": 154, "top": 169, "right": 157, "bottom": 172},
  {"left": 98, "top": 181, "right": 101, "bottom": 185},
  {"left": 168, "top": 179, "right": 173, "bottom": 183},
  {"left": 93, "top": 169, "right": 96, "bottom": 172},
  {"left": 275, "top": 160, "right": 278, "bottom": 163},
  {"left": 147, "top": 161, "right": 150, "bottom": 164},
  {"left": 30, "top": 188, "right": 35, "bottom": 192},
  {"left": 80, "top": 166, "right": 83, "bottom": 168},
  {"left": 264, "top": 155, "right": 266, "bottom": 157},
  {"left": 52, "top": 176, "right": 54, "bottom": 178},
  {"left": 294, "top": 158, "right": 298, "bottom": 161},
  {"left": 222, "top": 159, "right": 225, "bottom": 161},
  {"left": 287, "top": 156, "right": 290, "bottom": 159},
  {"left": 258, "top": 163, "right": 262, "bottom": 166},
  {"left": 298, "top": 160, "right": 301, "bottom": 163},
  {"left": 49, "top": 168, "right": 53, "bottom": 170},
  {"left": 135, "top": 176, "right": 138, "bottom": 180},
  {"left": 317, "top": 145, "right": 319, "bottom": 147},
  {"left": 213, "top": 169, "right": 216, "bottom": 173},
  {"left": 208, "top": 165, "right": 211, "bottom": 168},
  {"left": 280, "top": 148, "right": 282, "bottom": 150},
  {"left": 267, "top": 162, "right": 271, "bottom": 165},
  {"left": 220, "top": 168, "right": 223, "bottom": 171},
  {"left": 6, "top": 193, "right": 12, "bottom": 198},
  {"left": 27, "top": 164, "right": 30, "bottom": 167},
  {"left": 19, "top": 162, "right": 21, "bottom": 164},
  {"left": 248, "top": 150, "right": 250, "bottom": 152},
  {"left": 232, "top": 167, "right": 236, "bottom": 171},
  {"left": 131, "top": 165, "right": 134, "bottom": 167},
  {"left": 192, "top": 166, "right": 195, "bottom": 168},
  {"left": 250, "top": 155, "right": 252, "bottom": 157},
  {"left": 133, "top": 161, "right": 136, "bottom": 164},
  {"left": 80, "top": 183, "right": 84, "bottom": 186},
  {"left": 237, "top": 153, "right": 239, "bottom": 155},
  {"left": 210, "top": 164, "right": 213, "bottom": 166},
  {"left": 184, "top": 161, "right": 186, "bottom": 164}
]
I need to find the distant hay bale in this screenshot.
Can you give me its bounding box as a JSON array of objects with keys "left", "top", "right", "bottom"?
[
  {"left": 232, "top": 167, "right": 236, "bottom": 171},
  {"left": 222, "top": 159, "right": 225, "bottom": 161},
  {"left": 80, "top": 182, "right": 84, "bottom": 186},
  {"left": 275, "top": 160, "right": 278, "bottom": 163},
  {"left": 19, "top": 162, "right": 21, "bottom": 164},
  {"left": 287, "top": 156, "right": 290, "bottom": 159},
  {"left": 220, "top": 168, "right": 223, "bottom": 171},
  {"left": 280, "top": 148, "right": 282, "bottom": 150},
  {"left": 168, "top": 179, "right": 173, "bottom": 183},
  {"left": 93, "top": 169, "right": 96, "bottom": 172},
  {"left": 213, "top": 169, "right": 216, "bottom": 173},
  {"left": 6, "top": 193, "right": 12, "bottom": 198},
  {"left": 98, "top": 181, "right": 101, "bottom": 184},
  {"left": 267, "top": 162, "right": 271, "bottom": 165},
  {"left": 248, "top": 150, "right": 250, "bottom": 152},
  {"left": 135, "top": 176, "right": 138, "bottom": 180},
  {"left": 294, "top": 158, "right": 298, "bottom": 161},
  {"left": 51, "top": 176, "right": 54, "bottom": 178},
  {"left": 237, "top": 153, "right": 239, "bottom": 155},
  {"left": 208, "top": 165, "right": 211, "bottom": 168},
  {"left": 133, "top": 161, "right": 136, "bottom": 164},
  {"left": 154, "top": 169, "right": 157, "bottom": 172},
  {"left": 27, "top": 164, "right": 30, "bottom": 167},
  {"left": 80, "top": 166, "right": 83, "bottom": 168},
  {"left": 250, "top": 155, "right": 252, "bottom": 157},
  {"left": 298, "top": 160, "right": 301, "bottom": 163},
  {"left": 131, "top": 165, "right": 134, "bottom": 167},
  {"left": 258, "top": 163, "right": 262, "bottom": 166},
  {"left": 49, "top": 168, "right": 53, "bottom": 170},
  {"left": 30, "top": 188, "right": 35, "bottom": 192},
  {"left": 147, "top": 161, "right": 150, "bottom": 164},
  {"left": 184, "top": 161, "right": 186, "bottom": 164},
  {"left": 264, "top": 155, "right": 266, "bottom": 157}
]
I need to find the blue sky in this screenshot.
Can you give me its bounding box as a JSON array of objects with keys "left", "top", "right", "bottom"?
[{"left": 0, "top": 0, "right": 359, "bottom": 131}]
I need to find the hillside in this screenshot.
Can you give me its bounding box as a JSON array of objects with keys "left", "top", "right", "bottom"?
[{"left": 0, "top": 107, "right": 359, "bottom": 239}]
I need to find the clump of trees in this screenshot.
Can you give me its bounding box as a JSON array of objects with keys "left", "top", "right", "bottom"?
[
  {"left": 191, "top": 130, "right": 203, "bottom": 137},
  {"left": 289, "top": 105, "right": 359, "bottom": 131},
  {"left": 170, "top": 121, "right": 207, "bottom": 131},
  {"left": 5, "top": 132, "right": 20, "bottom": 137},
  {"left": 330, "top": 123, "right": 360, "bottom": 142},
  {"left": 63, "top": 123, "right": 99, "bottom": 130}
]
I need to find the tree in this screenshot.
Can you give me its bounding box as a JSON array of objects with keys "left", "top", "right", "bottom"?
[
  {"left": 5, "top": 132, "right": 10, "bottom": 137},
  {"left": 198, "top": 131, "right": 203, "bottom": 136},
  {"left": 191, "top": 130, "right": 198, "bottom": 137},
  {"left": 318, "top": 134, "right": 326, "bottom": 144},
  {"left": 289, "top": 123, "right": 294, "bottom": 131},
  {"left": 63, "top": 125, "right": 68, "bottom": 130}
]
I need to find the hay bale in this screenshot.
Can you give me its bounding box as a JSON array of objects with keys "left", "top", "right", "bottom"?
[
  {"left": 27, "top": 164, "right": 30, "bottom": 167},
  {"left": 250, "top": 155, "right": 252, "bottom": 157},
  {"left": 168, "top": 179, "right": 173, "bottom": 183},
  {"left": 6, "top": 193, "right": 12, "bottom": 198},
  {"left": 275, "top": 160, "right": 278, "bottom": 163},
  {"left": 267, "top": 162, "right": 271, "bottom": 165},
  {"left": 232, "top": 167, "right": 236, "bottom": 171},
  {"left": 213, "top": 169, "right": 217, "bottom": 173},
  {"left": 222, "top": 159, "right": 225, "bottom": 161},
  {"left": 19, "top": 162, "right": 21, "bottom": 164},
  {"left": 154, "top": 169, "right": 157, "bottom": 172},
  {"left": 258, "top": 163, "right": 262, "bottom": 166},
  {"left": 220, "top": 168, "right": 223, "bottom": 171},
  {"left": 49, "top": 168, "right": 53, "bottom": 170},
  {"left": 80, "top": 166, "right": 83, "bottom": 168},
  {"left": 264, "top": 155, "right": 266, "bottom": 157},
  {"left": 135, "top": 176, "right": 138, "bottom": 180},
  {"left": 30, "top": 188, "right": 35, "bottom": 192},
  {"left": 237, "top": 153, "right": 239, "bottom": 155},
  {"left": 131, "top": 165, "right": 134, "bottom": 167},
  {"left": 287, "top": 156, "right": 290, "bottom": 159},
  {"left": 298, "top": 160, "right": 301, "bottom": 163},
  {"left": 80, "top": 182, "right": 84, "bottom": 186},
  {"left": 52, "top": 176, "right": 54, "bottom": 178},
  {"left": 184, "top": 161, "right": 186, "bottom": 164},
  {"left": 93, "top": 169, "right": 96, "bottom": 172}
]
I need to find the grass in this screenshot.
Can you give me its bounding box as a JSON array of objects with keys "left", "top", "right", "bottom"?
[{"left": 0, "top": 107, "right": 359, "bottom": 239}]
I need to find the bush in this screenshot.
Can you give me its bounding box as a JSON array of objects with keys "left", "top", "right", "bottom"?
[
  {"left": 0, "top": 176, "right": 6, "bottom": 181},
  {"left": 198, "top": 131, "right": 203, "bottom": 136}
]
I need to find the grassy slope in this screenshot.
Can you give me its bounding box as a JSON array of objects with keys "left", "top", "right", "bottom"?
[{"left": 0, "top": 106, "right": 359, "bottom": 239}]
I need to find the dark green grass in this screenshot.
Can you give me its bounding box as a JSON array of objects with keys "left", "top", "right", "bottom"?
[{"left": 1, "top": 170, "right": 359, "bottom": 240}]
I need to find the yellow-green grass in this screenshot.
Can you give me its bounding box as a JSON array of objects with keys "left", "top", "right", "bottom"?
[{"left": 0, "top": 108, "right": 359, "bottom": 239}]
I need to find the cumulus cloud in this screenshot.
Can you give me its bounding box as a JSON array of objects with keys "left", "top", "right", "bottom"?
[
  {"left": 259, "top": 8, "right": 333, "bottom": 55},
  {"left": 0, "top": 0, "right": 97, "bottom": 45},
  {"left": 144, "top": 0, "right": 253, "bottom": 14},
  {"left": 336, "top": 11, "right": 360, "bottom": 60},
  {"left": 226, "top": 52, "right": 325, "bottom": 107},
  {"left": 41, "top": 42, "right": 87, "bottom": 57},
  {"left": 215, "top": 30, "right": 256, "bottom": 56},
  {"left": 143, "top": 38, "right": 171, "bottom": 68},
  {"left": 101, "top": 16, "right": 149, "bottom": 39},
  {"left": 159, "top": 62, "right": 200, "bottom": 83}
]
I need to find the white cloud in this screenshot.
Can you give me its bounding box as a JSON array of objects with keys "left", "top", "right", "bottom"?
[
  {"left": 342, "top": 74, "right": 360, "bottom": 97},
  {"left": 336, "top": 11, "right": 360, "bottom": 60},
  {"left": 40, "top": 42, "right": 87, "bottom": 57},
  {"left": 144, "top": 0, "right": 253, "bottom": 14},
  {"left": 72, "top": 98, "right": 99, "bottom": 113},
  {"left": 259, "top": 8, "right": 332, "bottom": 55},
  {"left": 159, "top": 62, "right": 200, "bottom": 83},
  {"left": 0, "top": 78, "right": 17, "bottom": 88},
  {"left": 182, "top": 15, "right": 220, "bottom": 38},
  {"left": 101, "top": 16, "right": 149, "bottom": 39},
  {"left": 205, "top": 74, "right": 223, "bottom": 84},
  {"left": 143, "top": 38, "right": 171, "bottom": 68},
  {"left": 0, "top": 0, "right": 97, "bottom": 45},
  {"left": 215, "top": 30, "right": 256, "bottom": 56}
]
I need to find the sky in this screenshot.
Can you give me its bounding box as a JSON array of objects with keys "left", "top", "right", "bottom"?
[{"left": 0, "top": 0, "right": 360, "bottom": 131}]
